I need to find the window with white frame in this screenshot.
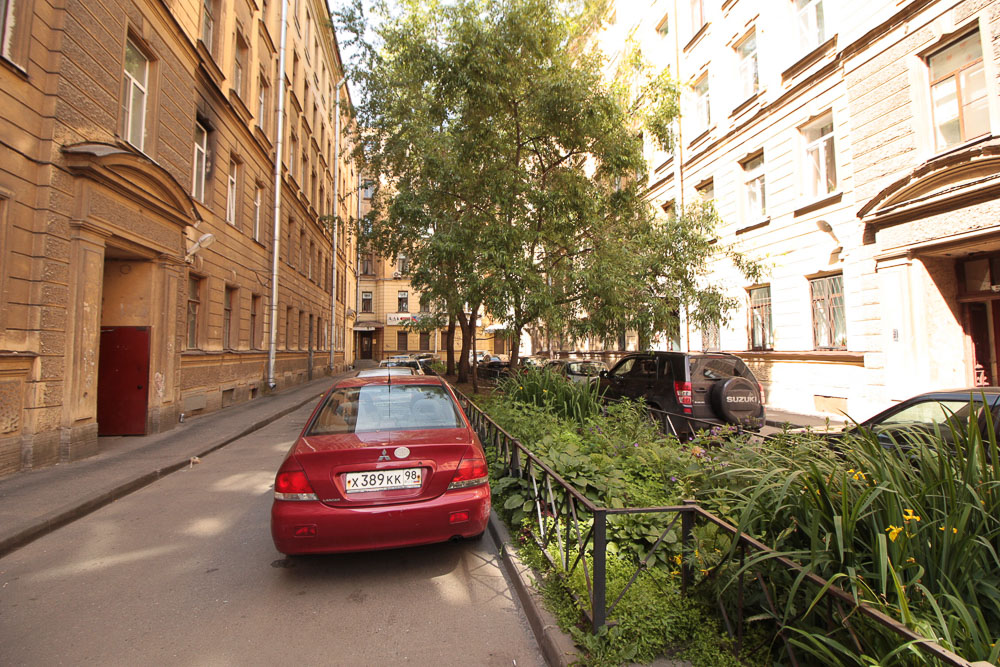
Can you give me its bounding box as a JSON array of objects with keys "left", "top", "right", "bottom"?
[
  {"left": 928, "top": 31, "right": 988, "bottom": 151},
  {"left": 742, "top": 153, "right": 766, "bottom": 221},
  {"left": 689, "top": 0, "right": 704, "bottom": 36},
  {"left": 252, "top": 184, "right": 262, "bottom": 241},
  {"left": 223, "top": 286, "right": 236, "bottom": 349},
  {"left": 749, "top": 286, "right": 773, "bottom": 350},
  {"left": 696, "top": 180, "right": 714, "bottom": 203},
  {"left": 187, "top": 276, "right": 202, "bottom": 349},
  {"left": 201, "top": 0, "right": 214, "bottom": 50},
  {"left": 802, "top": 112, "right": 837, "bottom": 197},
  {"left": 233, "top": 32, "right": 248, "bottom": 98},
  {"left": 122, "top": 39, "right": 149, "bottom": 151},
  {"left": 796, "top": 0, "right": 825, "bottom": 53},
  {"left": 361, "top": 291, "right": 373, "bottom": 313},
  {"left": 398, "top": 290, "right": 409, "bottom": 313},
  {"left": 736, "top": 31, "right": 758, "bottom": 101},
  {"left": 226, "top": 159, "right": 238, "bottom": 224},
  {"left": 257, "top": 73, "right": 269, "bottom": 129},
  {"left": 192, "top": 122, "right": 208, "bottom": 202},
  {"left": 656, "top": 13, "right": 669, "bottom": 38},
  {"left": 692, "top": 75, "right": 710, "bottom": 137},
  {"left": 810, "top": 274, "right": 846, "bottom": 350}
]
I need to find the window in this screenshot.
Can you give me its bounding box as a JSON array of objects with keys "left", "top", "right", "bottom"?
[
  {"left": 736, "top": 31, "right": 758, "bottom": 101},
  {"left": 250, "top": 294, "right": 261, "bottom": 349},
  {"left": 363, "top": 182, "right": 374, "bottom": 199},
  {"left": 192, "top": 122, "right": 208, "bottom": 202},
  {"left": 233, "top": 32, "right": 248, "bottom": 98},
  {"left": 286, "top": 218, "right": 294, "bottom": 265},
  {"left": 361, "top": 291, "right": 373, "bottom": 313},
  {"left": 796, "top": 0, "right": 825, "bottom": 53},
  {"left": 810, "top": 274, "right": 846, "bottom": 350},
  {"left": 396, "top": 254, "right": 410, "bottom": 274},
  {"left": 397, "top": 331, "right": 408, "bottom": 351},
  {"left": 696, "top": 180, "right": 714, "bottom": 202},
  {"left": 689, "top": 0, "right": 704, "bottom": 36},
  {"left": 288, "top": 132, "right": 298, "bottom": 180},
  {"left": 122, "top": 39, "right": 149, "bottom": 151},
  {"left": 656, "top": 13, "right": 669, "bottom": 37},
  {"left": 398, "top": 290, "right": 409, "bottom": 312},
  {"left": 299, "top": 311, "right": 306, "bottom": 349},
  {"left": 223, "top": 286, "right": 236, "bottom": 349},
  {"left": 802, "top": 113, "right": 837, "bottom": 197},
  {"left": 701, "top": 321, "right": 720, "bottom": 352},
  {"left": 201, "top": 0, "right": 214, "bottom": 47},
  {"left": 419, "top": 332, "right": 430, "bottom": 350},
  {"left": 252, "top": 184, "right": 262, "bottom": 241},
  {"left": 187, "top": 276, "right": 202, "bottom": 349},
  {"left": 419, "top": 298, "right": 429, "bottom": 313},
  {"left": 299, "top": 229, "right": 305, "bottom": 271},
  {"left": 226, "top": 159, "right": 238, "bottom": 224},
  {"left": 1, "top": 0, "right": 31, "bottom": 64},
  {"left": 692, "top": 75, "right": 710, "bottom": 137},
  {"left": 308, "top": 241, "right": 315, "bottom": 280},
  {"left": 749, "top": 286, "right": 773, "bottom": 350},
  {"left": 285, "top": 307, "right": 293, "bottom": 350},
  {"left": 929, "top": 32, "right": 988, "bottom": 151},
  {"left": 742, "top": 153, "right": 766, "bottom": 221},
  {"left": 257, "top": 74, "right": 269, "bottom": 129}
]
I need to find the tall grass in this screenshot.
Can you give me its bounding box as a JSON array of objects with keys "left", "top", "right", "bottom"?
[
  {"left": 698, "top": 409, "right": 1000, "bottom": 663},
  {"left": 495, "top": 367, "right": 604, "bottom": 423}
]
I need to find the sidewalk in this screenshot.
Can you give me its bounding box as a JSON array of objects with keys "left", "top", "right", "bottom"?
[
  {"left": 765, "top": 406, "right": 848, "bottom": 430},
  {"left": 0, "top": 375, "right": 336, "bottom": 559}
]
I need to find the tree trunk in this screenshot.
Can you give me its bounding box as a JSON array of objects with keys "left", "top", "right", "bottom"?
[
  {"left": 446, "top": 314, "right": 456, "bottom": 376},
  {"left": 470, "top": 304, "right": 480, "bottom": 395},
  {"left": 456, "top": 310, "right": 472, "bottom": 384}
]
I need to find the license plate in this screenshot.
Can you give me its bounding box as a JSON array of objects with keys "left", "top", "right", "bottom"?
[{"left": 344, "top": 468, "right": 422, "bottom": 493}]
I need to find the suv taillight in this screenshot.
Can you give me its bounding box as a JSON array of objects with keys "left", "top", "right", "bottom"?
[
  {"left": 758, "top": 382, "right": 765, "bottom": 402},
  {"left": 674, "top": 381, "right": 693, "bottom": 414},
  {"left": 448, "top": 452, "right": 488, "bottom": 490},
  {"left": 274, "top": 459, "right": 318, "bottom": 501}
]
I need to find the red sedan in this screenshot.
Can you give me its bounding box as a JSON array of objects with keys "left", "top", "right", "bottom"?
[{"left": 271, "top": 375, "right": 490, "bottom": 555}]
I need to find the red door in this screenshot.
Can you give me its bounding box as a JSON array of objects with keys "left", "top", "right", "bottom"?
[{"left": 98, "top": 326, "right": 150, "bottom": 435}]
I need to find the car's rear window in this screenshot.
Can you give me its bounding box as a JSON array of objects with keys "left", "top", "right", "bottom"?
[
  {"left": 690, "top": 357, "right": 746, "bottom": 381},
  {"left": 309, "top": 384, "right": 464, "bottom": 434},
  {"left": 567, "top": 362, "right": 605, "bottom": 376}
]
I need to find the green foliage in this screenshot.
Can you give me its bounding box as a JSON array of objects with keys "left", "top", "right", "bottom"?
[{"left": 494, "top": 368, "right": 604, "bottom": 423}]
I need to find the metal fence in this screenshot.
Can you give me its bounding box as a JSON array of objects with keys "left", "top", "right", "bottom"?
[{"left": 455, "top": 390, "right": 973, "bottom": 666}]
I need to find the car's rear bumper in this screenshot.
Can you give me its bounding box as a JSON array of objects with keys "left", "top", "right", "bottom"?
[{"left": 271, "top": 484, "right": 491, "bottom": 555}]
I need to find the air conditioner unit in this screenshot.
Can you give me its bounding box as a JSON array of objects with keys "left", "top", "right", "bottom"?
[{"left": 392, "top": 271, "right": 401, "bottom": 279}]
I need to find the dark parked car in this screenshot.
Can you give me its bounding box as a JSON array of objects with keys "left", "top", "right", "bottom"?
[
  {"left": 597, "top": 351, "right": 764, "bottom": 438},
  {"left": 544, "top": 359, "right": 609, "bottom": 385},
  {"left": 820, "top": 388, "right": 1000, "bottom": 449}
]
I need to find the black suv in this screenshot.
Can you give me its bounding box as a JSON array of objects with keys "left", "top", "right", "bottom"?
[{"left": 597, "top": 352, "right": 764, "bottom": 438}]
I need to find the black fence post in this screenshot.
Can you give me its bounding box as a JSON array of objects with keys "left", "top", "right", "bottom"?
[
  {"left": 592, "top": 509, "right": 607, "bottom": 632},
  {"left": 681, "top": 500, "right": 695, "bottom": 596}
]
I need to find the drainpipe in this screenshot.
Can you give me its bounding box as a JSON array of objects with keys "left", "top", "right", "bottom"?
[
  {"left": 330, "top": 79, "right": 345, "bottom": 371},
  {"left": 267, "top": 0, "right": 291, "bottom": 389},
  {"left": 355, "top": 176, "right": 363, "bottom": 363}
]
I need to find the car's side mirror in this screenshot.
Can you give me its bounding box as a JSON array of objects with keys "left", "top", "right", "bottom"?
[{"left": 599, "top": 370, "right": 609, "bottom": 379}]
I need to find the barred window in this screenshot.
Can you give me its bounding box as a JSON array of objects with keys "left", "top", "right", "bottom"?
[
  {"left": 810, "top": 274, "right": 846, "bottom": 350},
  {"left": 749, "top": 286, "right": 773, "bottom": 350}
]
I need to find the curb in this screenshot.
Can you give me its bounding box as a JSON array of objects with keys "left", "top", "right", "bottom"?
[
  {"left": 0, "top": 390, "right": 325, "bottom": 559},
  {"left": 488, "top": 510, "right": 580, "bottom": 667}
]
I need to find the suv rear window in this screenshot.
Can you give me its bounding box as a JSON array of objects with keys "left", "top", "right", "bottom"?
[
  {"left": 310, "top": 385, "right": 463, "bottom": 434},
  {"left": 690, "top": 356, "right": 746, "bottom": 381}
]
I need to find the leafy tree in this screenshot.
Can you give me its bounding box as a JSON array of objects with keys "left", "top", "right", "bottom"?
[{"left": 335, "top": 0, "right": 759, "bottom": 374}]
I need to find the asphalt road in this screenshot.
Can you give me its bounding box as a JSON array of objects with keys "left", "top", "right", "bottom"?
[{"left": 0, "top": 403, "right": 544, "bottom": 667}]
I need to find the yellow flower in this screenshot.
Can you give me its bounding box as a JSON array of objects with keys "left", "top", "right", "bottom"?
[
  {"left": 852, "top": 469, "right": 866, "bottom": 481},
  {"left": 906, "top": 557, "right": 916, "bottom": 564},
  {"left": 886, "top": 525, "right": 903, "bottom": 542},
  {"left": 700, "top": 568, "right": 710, "bottom": 576},
  {"left": 938, "top": 526, "right": 958, "bottom": 534},
  {"left": 672, "top": 554, "right": 683, "bottom": 566},
  {"left": 902, "top": 509, "right": 921, "bottom": 523}
]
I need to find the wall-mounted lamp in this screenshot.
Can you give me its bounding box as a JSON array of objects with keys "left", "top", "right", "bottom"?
[
  {"left": 816, "top": 219, "right": 842, "bottom": 255},
  {"left": 185, "top": 232, "right": 216, "bottom": 262}
]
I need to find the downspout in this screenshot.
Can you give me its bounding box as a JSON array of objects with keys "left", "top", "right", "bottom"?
[
  {"left": 355, "top": 176, "right": 362, "bottom": 362},
  {"left": 267, "top": 0, "right": 290, "bottom": 389},
  {"left": 330, "top": 78, "right": 345, "bottom": 370}
]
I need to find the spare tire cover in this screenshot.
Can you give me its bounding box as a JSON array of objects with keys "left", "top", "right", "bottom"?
[{"left": 714, "top": 377, "right": 761, "bottom": 424}]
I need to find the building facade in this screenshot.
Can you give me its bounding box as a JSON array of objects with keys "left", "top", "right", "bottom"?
[
  {"left": 0, "top": 0, "right": 359, "bottom": 476},
  {"left": 588, "top": 0, "right": 1000, "bottom": 420}
]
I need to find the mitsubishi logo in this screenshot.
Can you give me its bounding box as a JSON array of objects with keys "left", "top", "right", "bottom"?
[{"left": 377, "top": 449, "right": 391, "bottom": 462}]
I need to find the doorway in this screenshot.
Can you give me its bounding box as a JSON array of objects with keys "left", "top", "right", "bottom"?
[
  {"left": 98, "top": 326, "right": 150, "bottom": 434},
  {"left": 360, "top": 332, "right": 373, "bottom": 359},
  {"left": 966, "top": 301, "right": 999, "bottom": 386}
]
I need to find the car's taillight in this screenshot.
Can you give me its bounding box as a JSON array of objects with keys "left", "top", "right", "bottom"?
[
  {"left": 274, "top": 460, "right": 318, "bottom": 501},
  {"left": 448, "top": 452, "right": 488, "bottom": 490},
  {"left": 758, "top": 382, "right": 765, "bottom": 403},
  {"left": 674, "top": 381, "right": 693, "bottom": 414}
]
